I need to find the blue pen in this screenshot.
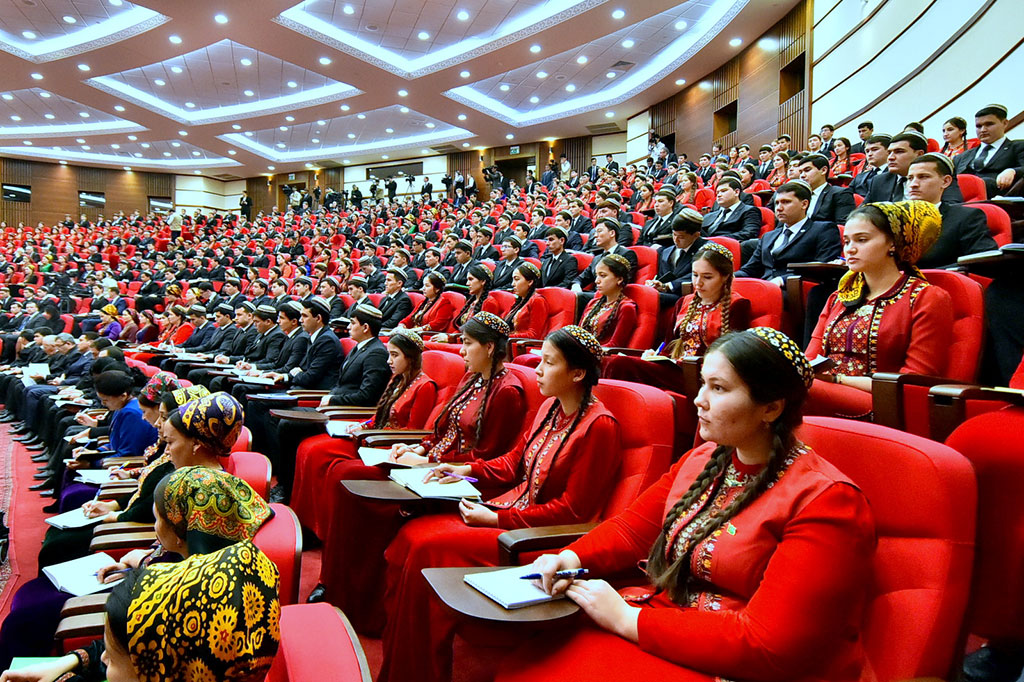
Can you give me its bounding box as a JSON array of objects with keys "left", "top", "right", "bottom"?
[
  {"left": 654, "top": 341, "right": 667, "bottom": 355},
  {"left": 94, "top": 567, "right": 132, "bottom": 578},
  {"left": 520, "top": 568, "right": 589, "bottom": 581}
]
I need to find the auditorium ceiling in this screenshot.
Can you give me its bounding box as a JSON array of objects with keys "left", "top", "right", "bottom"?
[{"left": 0, "top": 0, "right": 798, "bottom": 178}]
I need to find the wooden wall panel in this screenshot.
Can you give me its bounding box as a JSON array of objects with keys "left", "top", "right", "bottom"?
[
  {"left": 247, "top": 176, "right": 274, "bottom": 216},
  {"left": 551, "top": 136, "right": 591, "bottom": 181},
  {"left": 0, "top": 157, "right": 176, "bottom": 227}
]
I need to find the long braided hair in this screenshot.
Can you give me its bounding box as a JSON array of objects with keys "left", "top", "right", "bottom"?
[
  {"left": 455, "top": 264, "right": 493, "bottom": 325},
  {"left": 670, "top": 245, "right": 735, "bottom": 360},
  {"left": 580, "top": 255, "right": 629, "bottom": 343},
  {"left": 373, "top": 332, "right": 424, "bottom": 428},
  {"left": 411, "top": 272, "right": 447, "bottom": 326},
  {"left": 503, "top": 264, "right": 540, "bottom": 329},
  {"left": 645, "top": 330, "right": 810, "bottom": 604}
]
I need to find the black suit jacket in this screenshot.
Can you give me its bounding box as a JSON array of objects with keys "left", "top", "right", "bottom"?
[
  {"left": 225, "top": 324, "right": 258, "bottom": 360},
  {"left": 638, "top": 212, "right": 676, "bottom": 247},
  {"left": 849, "top": 166, "right": 883, "bottom": 196},
  {"left": 656, "top": 237, "right": 709, "bottom": 296},
  {"left": 919, "top": 203, "right": 998, "bottom": 269},
  {"left": 449, "top": 259, "right": 477, "bottom": 286},
  {"left": 378, "top": 291, "right": 413, "bottom": 329},
  {"left": 492, "top": 257, "right": 523, "bottom": 290},
  {"left": 808, "top": 184, "right": 856, "bottom": 224},
  {"left": 260, "top": 329, "right": 310, "bottom": 372},
  {"left": 181, "top": 322, "right": 216, "bottom": 349},
  {"left": 572, "top": 245, "right": 638, "bottom": 289},
  {"left": 954, "top": 138, "right": 1024, "bottom": 197},
  {"left": 737, "top": 220, "right": 842, "bottom": 281},
  {"left": 701, "top": 202, "right": 761, "bottom": 241},
  {"left": 292, "top": 328, "right": 342, "bottom": 389},
  {"left": 364, "top": 269, "right": 386, "bottom": 294},
  {"left": 250, "top": 326, "right": 286, "bottom": 365},
  {"left": 540, "top": 252, "right": 579, "bottom": 289},
  {"left": 867, "top": 172, "right": 964, "bottom": 204},
  {"left": 328, "top": 337, "right": 390, "bottom": 406},
  {"left": 569, "top": 215, "right": 592, "bottom": 234}
]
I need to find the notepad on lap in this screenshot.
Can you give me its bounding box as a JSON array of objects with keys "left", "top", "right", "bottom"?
[
  {"left": 464, "top": 566, "right": 565, "bottom": 609},
  {"left": 325, "top": 420, "right": 361, "bottom": 438},
  {"left": 389, "top": 467, "right": 481, "bottom": 499},
  {"left": 42, "top": 552, "right": 118, "bottom": 596},
  {"left": 74, "top": 469, "right": 116, "bottom": 485},
  {"left": 45, "top": 508, "right": 105, "bottom": 530}
]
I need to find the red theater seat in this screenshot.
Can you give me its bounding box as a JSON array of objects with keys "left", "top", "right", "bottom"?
[
  {"left": 622, "top": 284, "right": 659, "bottom": 350},
  {"left": 957, "top": 174, "right": 987, "bottom": 202},
  {"left": 267, "top": 604, "right": 371, "bottom": 682},
  {"left": 255, "top": 503, "right": 303, "bottom": 606},
  {"left": 732, "top": 277, "right": 784, "bottom": 330}
]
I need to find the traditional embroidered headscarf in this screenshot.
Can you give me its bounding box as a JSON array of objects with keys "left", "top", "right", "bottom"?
[
  {"left": 157, "top": 466, "right": 272, "bottom": 555},
  {"left": 559, "top": 325, "right": 604, "bottom": 358},
  {"left": 101, "top": 304, "right": 119, "bottom": 316},
  {"left": 749, "top": 327, "right": 814, "bottom": 387},
  {"left": 697, "top": 241, "right": 734, "bottom": 263},
  {"left": 170, "top": 384, "right": 212, "bottom": 407},
  {"left": 139, "top": 372, "right": 183, "bottom": 404},
  {"left": 173, "top": 392, "right": 244, "bottom": 457},
  {"left": 836, "top": 200, "right": 941, "bottom": 305},
  {"left": 470, "top": 310, "right": 510, "bottom": 337},
  {"left": 122, "top": 540, "right": 280, "bottom": 682}
]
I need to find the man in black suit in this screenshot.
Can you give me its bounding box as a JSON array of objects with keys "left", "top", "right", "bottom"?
[
  {"left": 318, "top": 276, "right": 348, "bottom": 319},
  {"left": 953, "top": 103, "right": 1024, "bottom": 198},
  {"left": 567, "top": 200, "right": 592, "bottom": 236},
  {"left": 492, "top": 238, "right": 525, "bottom": 290},
  {"left": 180, "top": 304, "right": 216, "bottom": 349},
  {"left": 701, "top": 178, "right": 761, "bottom": 242},
  {"left": 604, "top": 154, "right": 619, "bottom": 175},
  {"left": 868, "top": 132, "right": 964, "bottom": 204},
  {"left": 648, "top": 208, "right": 707, "bottom": 298},
  {"left": 819, "top": 124, "right": 837, "bottom": 157},
  {"left": 472, "top": 226, "right": 500, "bottom": 261},
  {"left": 359, "top": 255, "right": 386, "bottom": 293},
  {"left": 738, "top": 180, "right": 841, "bottom": 285},
  {"left": 449, "top": 240, "right": 477, "bottom": 286},
  {"left": 849, "top": 134, "right": 891, "bottom": 197},
  {"left": 378, "top": 269, "right": 413, "bottom": 328},
  {"left": 204, "top": 303, "right": 284, "bottom": 391},
  {"left": 908, "top": 154, "right": 997, "bottom": 268},
  {"left": 571, "top": 218, "right": 638, "bottom": 292},
  {"left": 541, "top": 227, "right": 579, "bottom": 288},
  {"left": 798, "top": 154, "right": 855, "bottom": 224},
  {"left": 239, "top": 190, "right": 253, "bottom": 220},
  {"left": 754, "top": 145, "right": 774, "bottom": 180},
  {"left": 849, "top": 120, "right": 874, "bottom": 155},
  {"left": 637, "top": 187, "right": 678, "bottom": 248},
  {"left": 695, "top": 154, "right": 715, "bottom": 186},
  {"left": 228, "top": 301, "right": 310, "bottom": 403},
  {"left": 586, "top": 157, "right": 600, "bottom": 184}
]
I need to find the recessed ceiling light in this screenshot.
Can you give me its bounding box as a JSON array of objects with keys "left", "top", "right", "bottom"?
[
  {"left": 425, "top": 122, "right": 435, "bottom": 128},
  {"left": 127, "top": 135, "right": 137, "bottom": 140},
  {"left": 576, "top": 55, "right": 588, "bottom": 64},
  {"left": 22, "top": 31, "right": 36, "bottom": 39},
  {"left": 63, "top": 15, "right": 77, "bottom": 24},
  {"left": 462, "top": 142, "right": 470, "bottom": 147},
  {"left": 59, "top": 160, "right": 67, "bottom": 164},
  {"left": 22, "top": 140, "right": 33, "bottom": 146},
  {"left": 565, "top": 84, "right": 576, "bottom": 92},
  {"left": 457, "top": 10, "right": 470, "bottom": 21},
  {"left": 342, "top": 5, "right": 354, "bottom": 14},
  {"left": 505, "top": 133, "right": 514, "bottom": 140},
  {"left": 39, "top": 92, "right": 51, "bottom": 98},
  {"left": 606, "top": 71, "right": 616, "bottom": 79},
  {"left": 319, "top": 56, "right": 332, "bottom": 66},
  {"left": 77, "top": 64, "right": 90, "bottom": 72},
  {"left": 124, "top": 166, "right": 132, "bottom": 171},
  {"left": 30, "top": 73, "right": 43, "bottom": 80},
  {"left": 399, "top": 107, "right": 409, "bottom": 113},
  {"left": 605, "top": 111, "right": 615, "bottom": 118},
  {"left": 185, "top": 102, "right": 196, "bottom": 108},
  {"left": 194, "top": 170, "right": 202, "bottom": 174},
  {"left": 529, "top": 44, "right": 541, "bottom": 53},
  {"left": 499, "top": 84, "right": 510, "bottom": 92},
  {"left": 729, "top": 37, "right": 743, "bottom": 47},
  {"left": 170, "top": 66, "right": 183, "bottom": 74},
  {"left": 111, "top": 143, "right": 120, "bottom": 148},
  {"left": 154, "top": 79, "right": 165, "bottom": 86},
  {"left": 529, "top": 96, "right": 539, "bottom": 103},
  {"left": 340, "top": 104, "right": 350, "bottom": 111},
  {"left": 675, "top": 20, "right": 688, "bottom": 30},
  {"left": 81, "top": 145, "right": 90, "bottom": 150},
  {"left": 168, "top": 35, "right": 182, "bottom": 44},
  {"left": 0, "top": 94, "right": 11, "bottom": 101},
  {"left": 178, "top": 130, "right": 188, "bottom": 136},
  {"left": 171, "top": 141, "right": 180, "bottom": 147},
  {"left": 79, "top": 112, "right": 90, "bottom": 118},
  {"left": 228, "top": 150, "right": 236, "bottom": 155},
  {"left": 9, "top": 115, "right": 20, "bottom": 121},
  {"left": 417, "top": 31, "right": 429, "bottom": 40},
  {"left": 621, "top": 39, "right": 634, "bottom": 48},
  {"left": 279, "top": 126, "right": 288, "bottom": 131},
  {"left": 276, "top": 143, "right": 286, "bottom": 148},
  {"left": 357, "top": 113, "right": 366, "bottom": 119},
  {"left": 385, "top": 127, "right": 394, "bottom": 133},
  {"left": 76, "top": 138, "right": 86, "bottom": 143},
  {"left": 243, "top": 89, "right": 254, "bottom": 96},
  {"left": 612, "top": 9, "right": 625, "bottom": 19},
  {"left": 305, "top": 162, "right": 314, "bottom": 168},
  {"left": 109, "top": 0, "right": 122, "bottom": 5},
  {"left": 285, "top": 81, "right": 297, "bottom": 88},
  {"left": 347, "top": 133, "right": 355, "bottom": 139},
  {"left": 343, "top": 159, "right": 350, "bottom": 164},
  {"left": 163, "top": 151, "right": 171, "bottom": 156},
  {"left": 231, "top": 124, "right": 241, "bottom": 130},
  {"left": 420, "top": 149, "right": 431, "bottom": 154},
  {"left": 285, "top": 115, "right": 295, "bottom": 122},
  {"left": 675, "top": 78, "right": 686, "bottom": 86},
  {"left": 114, "top": 104, "right": 125, "bottom": 111},
  {"left": 460, "top": 70, "right": 470, "bottom": 78},
  {"left": 214, "top": 13, "right": 228, "bottom": 24},
  {"left": 44, "top": 113, "right": 55, "bottom": 119},
  {"left": 140, "top": 142, "right": 150, "bottom": 148},
  {"left": 267, "top": 165, "right": 275, "bottom": 170},
  {"left": 240, "top": 58, "right": 252, "bottom": 66},
  {"left": 397, "top": 89, "right": 408, "bottom": 97},
  {"left": 314, "top": 119, "right": 325, "bottom": 126},
  {"left": 381, "top": 155, "right": 389, "bottom": 159},
  {"left": 311, "top": 138, "right": 320, "bottom": 143},
  {"left": 536, "top": 71, "right": 547, "bottom": 79}
]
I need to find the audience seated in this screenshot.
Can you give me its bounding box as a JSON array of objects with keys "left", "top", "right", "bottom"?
[{"left": 953, "top": 104, "right": 1024, "bottom": 197}]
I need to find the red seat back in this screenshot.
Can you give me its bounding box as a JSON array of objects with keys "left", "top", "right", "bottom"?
[
  {"left": 505, "top": 363, "right": 544, "bottom": 424},
  {"left": 422, "top": 350, "right": 467, "bottom": 407},
  {"left": 971, "top": 203, "right": 1012, "bottom": 246},
  {"left": 957, "top": 174, "right": 987, "bottom": 202},
  {"left": 921, "top": 269, "right": 984, "bottom": 382},
  {"left": 267, "top": 604, "right": 369, "bottom": 682},
  {"left": 946, "top": 407, "right": 1024, "bottom": 641},
  {"left": 231, "top": 425, "right": 252, "bottom": 452},
  {"left": 732, "top": 278, "right": 784, "bottom": 330},
  {"left": 758, "top": 207, "right": 775, "bottom": 236},
  {"left": 592, "top": 379, "right": 674, "bottom": 517},
  {"left": 223, "top": 450, "right": 271, "bottom": 501},
  {"left": 488, "top": 290, "right": 517, "bottom": 317},
  {"left": 627, "top": 246, "right": 658, "bottom": 284},
  {"left": 537, "top": 287, "right": 578, "bottom": 328},
  {"left": 622, "top": 284, "right": 659, "bottom": 350},
  {"left": 60, "top": 314, "right": 74, "bottom": 333},
  {"left": 254, "top": 503, "right": 303, "bottom": 606},
  {"left": 798, "top": 417, "right": 975, "bottom": 681}
]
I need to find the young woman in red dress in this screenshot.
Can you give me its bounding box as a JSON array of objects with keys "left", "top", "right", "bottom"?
[
  {"left": 805, "top": 201, "right": 952, "bottom": 418},
  {"left": 766, "top": 152, "right": 790, "bottom": 189},
  {"left": 307, "top": 312, "right": 527, "bottom": 628},
  {"left": 603, "top": 242, "right": 750, "bottom": 391},
  {"left": 494, "top": 328, "right": 876, "bottom": 682},
  {"left": 830, "top": 137, "right": 854, "bottom": 177},
  {"left": 399, "top": 271, "right": 456, "bottom": 332},
  {"left": 431, "top": 264, "right": 501, "bottom": 345},
  {"left": 289, "top": 330, "right": 437, "bottom": 537},
  {"left": 376, "top": 326, "right": 621, "bottom": 682},
  {"left": 505, "top": 262, "right": 548, "bottom": 339},
  {"left": 940, "top": 116, "right": 975, "bottom": 158},
  {"left": 579, "top": 253, "right": 638, "bottom": 347}
]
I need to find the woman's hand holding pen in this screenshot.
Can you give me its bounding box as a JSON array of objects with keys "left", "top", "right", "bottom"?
[
  {"left": 423, "top": 463, "right": 472, "bottom": 484},
  {"left": 531, "top": 551, "right": 583, "bottom": 596},
  {"left": 96, "top": 561, "right": 130, "bottom": 584}
]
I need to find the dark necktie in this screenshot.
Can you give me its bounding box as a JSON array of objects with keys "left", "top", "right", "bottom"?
[
  {"left": 892, "top": 176, "right": 906, "bottom": 201},
  {"left": 772, "top": 227, "right": 793, "bottom": 255},
  {"left": 974, "top": 144, "right": 993, "bottom": 170},
  {"left": 710, "top": 207, "right": 730, "bottom": 234}
]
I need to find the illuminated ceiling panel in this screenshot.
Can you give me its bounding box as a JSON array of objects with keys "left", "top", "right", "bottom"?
[
  {"left": 0, "top": 87, "right": 143, "bottom": 138},
  {"left": 0, "top": 138, "right": 238, "bottom": 169}
]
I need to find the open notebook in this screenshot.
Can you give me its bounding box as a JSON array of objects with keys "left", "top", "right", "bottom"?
[
  {"left": 464, "top": 565, "right": 566, "bottom": 609},
  {"left": 326, "top": 420, "right": 362, "bottom": 438},
  {"left": 389, "top": 467, "right": 481, "bottom": 500},
  {"left": 42, "top": 552, "right": 119, "bottom": 596},
  {"left": 45, "top": 508, "right": 106, "bottom": 530}
]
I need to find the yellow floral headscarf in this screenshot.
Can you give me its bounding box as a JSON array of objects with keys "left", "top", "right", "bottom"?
[
  {"left": 836, "top": 200, "right": 942, "bottom": 305},
  {"left": 124, "top": 540, "right": 280, "bottom": 682}
]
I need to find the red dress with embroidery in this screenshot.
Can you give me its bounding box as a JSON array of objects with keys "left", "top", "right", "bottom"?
[
  {"left": 400, "top": 294, "right": 457, "bottom": 332},
  {"left": 580, "top": 294, "right": 638, "bottom": 347},
  {"left": 507, "top": 294, "right": 549, "bottom": 339},
  {"left": 805, "top": 274, "right": 953, "bottom": 417},
  {"left": 290, "top": 372, "right": 437, "bottom": 536},
  {"left": 376, "top": 399, "right": 621, "bottom": 682},
  {"left": 495, "top": 442, "right": 875, "bottom": 682},
  {"left": 317, "top": 369, "right": 526, "bottom": 632}
]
